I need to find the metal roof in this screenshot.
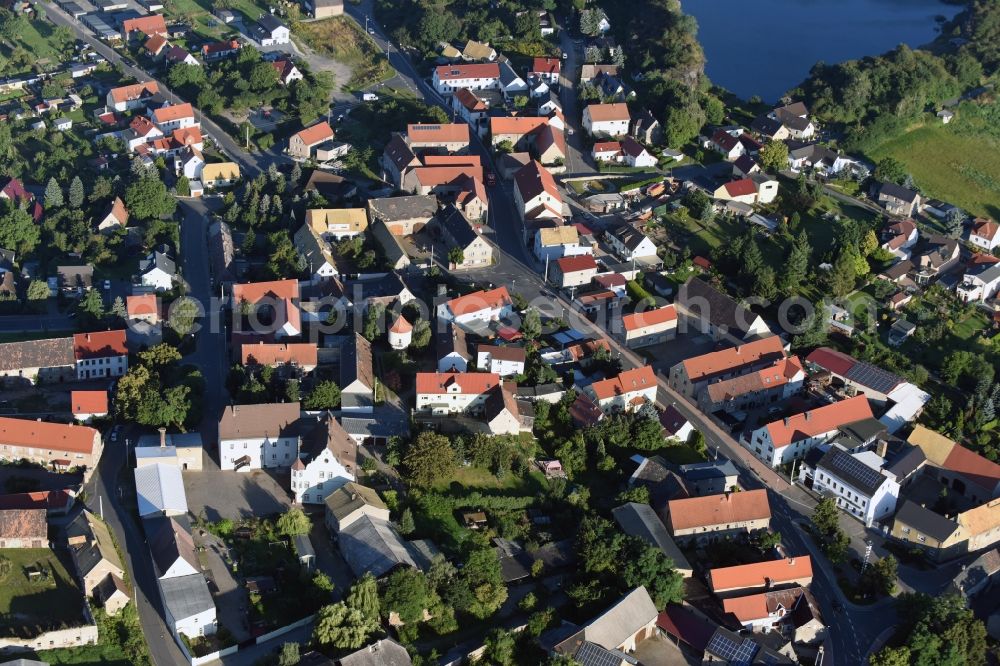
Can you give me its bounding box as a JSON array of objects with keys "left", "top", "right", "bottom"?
[
  {"left": 159, "top": 573, "right": 215, "bottom": 621},
  {"left": 134, "top": 463, "right": 187, "bottom": 516}
]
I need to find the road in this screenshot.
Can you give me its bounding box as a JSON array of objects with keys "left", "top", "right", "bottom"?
[{"left": 0, "top": 313, "right": 73, "bottom": 333}]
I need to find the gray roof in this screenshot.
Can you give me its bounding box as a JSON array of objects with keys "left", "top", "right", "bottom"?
[
  {"left": 0, "top": 660, "right": 51, "bottom": 666},
  {"left": 611, "top": 503, "right": 691, "bottom": 573},
  {"left": 437, "top": 204, "right": 478, "bottom": 249},
  {"left": 293, "top": 534, "right": 315, "bottom": 559},
  {"left": 581, "top": 587, "right": 657, "bottom": 651},
  {"left": 324, "top": 482, "right": 387, "bottom": 521},
  {"left": 57, "top": 265, "right": 93, "bottom": 288},
  {"left": 70, "top": 511, "right": 123, "bottom": 578},
  {"left": 338, "top": 639, "right": 412, "bottom": 666},
  {"left": 678, "top": 458, "right": 739, "bottom": 482},
  {"left": 137, "top": 432, "right": 203, "bottom": 450},
  {"left": 679, "top": 278, "right": 763, "bottom": 338},
  {"left": 880, "top": 182, "right": 918, "bottom": 203},
  {"left": 139, "top": 249, "right": 176, "bottom": 276},
  {"left": 159, "top": 573, "right": 215, "bottom": 622},
  {"left": 950, "top": 548, "right": 1000, "bottom": 598},
  {"left": 257, "top": 13, "right": 286, "bottom": 33},
  {"left": 339, "top": 514, "right": 416, "bottom": 578},
  {"left": 608, "top": 225, "right": 651, "bottom": 252},
  {"left": 367, "top": 194, "right": 437, "bottom": 222},
  {"left": 836, "top": 418, "right": 888, "bottom": 448},
  {"left": 894, "top": 500, "right": 959, "bottom": 542},
  {"left": 972, "top": 262, "right": 1000, "bottom": 284},
  {"left": 145, "top": 515, "right": 198, "bottom": 577},
  {"left": 885, "top": 445, "right": 926, "bottom": 480},
  {"left": 573, "top": 641, "right": 637, "bottom": 666},
  {"left": 134, "top": 463, "right": 187, "bottom": 516},
  {"left": 497, "top": 57, "right": 526, "bottom": 88},
  {"left": 339, "top": 407, "right": 410, "bottom": 439},
  {"left": 817, "top": 446, "right": 887, "bottom": 496}
]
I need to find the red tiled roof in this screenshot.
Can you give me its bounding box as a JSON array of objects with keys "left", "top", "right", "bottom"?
[
  {"left": 0, "top": 177, "right": 33, "bottom": 205},
  {"left": 532, "top": 57, "right": 561, "bottom": 75},
  {"left": 73, "top": 330, "right": 127, "bottom": 360},
  {"left": 804, "top": 347, "right": 856, "bottom": 377},
  {"left": 622, "top": 305, "right": 677, "bottom": 332},
  {"left": 389, "top": 315, "right": 412, "bottom": 334},
  {"left": 763, "top": 395, "right": 873, "bottom": 448},
  {"left": 422, "top": 154, "right": 481, "bottom": 167},
  {"left": 293, "top": 121, "right": 334, "bottom": 147},
  {"left": 445, "top": 286, "right": 512, "bottom": 317},
  {"left": 407, "top": 123, "right": 470, "bottom": 145},
  {"left": 0, "top": 489, "right": 71, "bottom": 512},
  {"left": 454, "top": 88, "right": 486, "bottom": 112},
  {"left": 723, "top": 178, "right": 757, "bottom": 197},
  {"left": 129, "top": 115, "right": 159, "bottom": 137},
  {"left": 416, "top": 372, "right": 501, "bottom": 395},
  {"left": 490, "top": 116, "right": 550, "bottom": 137},
  {"left": 972, "top": 217, "right": 999, "bottom": 242},
  {"left": 413, "top": 165, "right": 482, "bottom": 188},
  {"left": 152, "top": 103, "right": 194, "bottom": 124},
  {"left": 241, "top": 342, "right": 318, "bottom": 367},
  {"left": 668, "top": 489, "right": 770, "bottom": 531},
  {"left": 122, "top": 14, "right": 167, "bottom": 36},
  {"left": 943, "top": 444, "right": 1000, "bottom": 493},
  {"left": 593, "top": 141, "right": 622, "bottom": 154},
  {"left": 144, "top": 33, "right": 167, "bottom": 54},
  {"left": 556, "top": 254, "right": 598, "bottom": 274},
  {"left": 0, "top": 416, "right": 99, "bottom": 454},
  {"left": 681, "top": 337, "right": 785, "bottom": 382},
  {"left": 586, "top": 103, "right": 630, "bottom": 122},
  {"left": 126, "top": 293, "right": 157, "bottom": 317},
  {"left": 590, "top": 365, "right": 656, "bottom": 401},
  {"left": 434, "top": 63, "right": 500, "bottom": 81},
  {"left": 109, "top": 81, "right": 159, "bottom": 104},
  {"left": 71, "top": 390, "right": 109, "bottom": 415},
  {"left": 708, "top": 557, "right": 813, "bottom": 593},
  {"left": 233, "top": 279, "right": 299, "bottom": 304},
  {"left": 202, "top": 40, "right": 241, "bottom": 55}
]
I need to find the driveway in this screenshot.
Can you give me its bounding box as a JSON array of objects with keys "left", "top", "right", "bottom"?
[
  {"left": 184, "top": 454, "right": 292, "bottom": 522},
  {"left": 308, "top": 519, "right": 355, "bottom": 597},
  {"left": 196, "top": 530, "right": 251, "bottom": 642}
]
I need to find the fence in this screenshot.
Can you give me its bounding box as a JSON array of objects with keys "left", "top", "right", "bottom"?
[{"left": 255, "top": 613, "right": 316, "bottom": 645}]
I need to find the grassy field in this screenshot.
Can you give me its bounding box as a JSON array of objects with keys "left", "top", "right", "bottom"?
[
  {"left": 162, "top": 0, "right": 269, "bottom": 41},
  {"left": 296, "top": 17, "right": 394, "bottom": 90},
  {"left": 870, "top": 122, "right": 1000, "bottom": 218},
  {"left": 0, "top": 548, "right": 84, "bottom": 637},
  {"left": 433, "top": 466, "right": 548, "bottom": 493}
]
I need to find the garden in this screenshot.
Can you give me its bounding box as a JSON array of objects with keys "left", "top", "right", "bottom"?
[{"left": 0, "top": 549, "right": 85, "bottom": 637}]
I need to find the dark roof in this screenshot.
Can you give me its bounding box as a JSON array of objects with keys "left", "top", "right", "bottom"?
[
  {"left": 0, "top": 336, "right": 75, "bottom": 372},
  {"left": 678, "top": 458, "right": 740, "bottom": 482},
  {"left": 608, "top": 225, "right": 651, "bottom": 252},
  {"left": 436, "top": 322, "right": 470, "bottom": 364},
  {"left": 894, "top": 500, "right": 959, "bottom": 542},
  {"left": 881, "top": 259, "right": 914, "bottom": 281},
  {"left": 297, "top": 412, "right": 357, "bottom": 471},
  {"left": 817, "top": 446, "right": 887, "bottom": 496},
  {"left": 750, "top": 115, "right": 783, "bottom": 137},
  {"left": 880, "top": 182, "right": 919, "bottom": 203},
  {"left": 679, "top": 277, "right": 762, "bottom": 337},
  {"left": 218, "top": 402, "right": 300, "bottom": 440},
  {"left": 338, "top": 639, "right": 412, "bottom": 666},
  {"left": 656, "top": 605, "right": 716, "bottom": 651},
  {"left": 257, "top": 13, "right": 285, "bottom": 32},
  {"left": 341, "top": 331, "right": 374, "bottom": 392},
  {"left": 304, "top": 170, "right": 356, "bottom": 200},
  {"left": 437, "top": 204, "right": 478, "bottom": 249},
  {"left": 885, "top": 445, "right": 926, "bottom": 479},
  {"left": 57, "top": 265, "right": 93, "bottom": 288},
  {"left": 144, "top": 515, "right": 198, "bottom": 577},
  {"left": 368, "top": 195, "right": 437, "bottom": 222},
  {"left": 139, "top": 248, "right": 176, "bottom": 276}
]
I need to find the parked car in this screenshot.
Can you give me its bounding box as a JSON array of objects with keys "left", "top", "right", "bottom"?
[{"left": 362, "top": 93, "right": 379, "bottom": 102}]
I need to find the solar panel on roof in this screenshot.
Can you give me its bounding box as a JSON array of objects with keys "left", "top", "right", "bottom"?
[
  {"left": 845, "top": 361, "right": 902, "bottom": 395},
  {"left": 573, "top": 641, "right": 624, "bottom": 666},
  {"left": 826, "top": 449, "right": 885, "bottom": 494},
  {"left": 707, "top": 631, "right": 759, "bottom": 666}
]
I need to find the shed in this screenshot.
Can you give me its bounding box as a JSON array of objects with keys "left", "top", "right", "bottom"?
[{"left": 293, "top": 533, "right": 316, "bottom": 571}]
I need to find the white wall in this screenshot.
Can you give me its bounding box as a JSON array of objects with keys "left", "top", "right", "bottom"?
[
  {"left": 220, "top": 436, "right": 298, "bottom": 470},
  {"left": 291, "top": 454, "right": 354, "bottom": 504}
]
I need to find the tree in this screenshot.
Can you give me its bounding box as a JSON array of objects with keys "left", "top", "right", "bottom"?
[
  {"left": 621, "top": 539, "right": 685, "bottom": 607},
  {"left": 313, "top": 603, "right": 368, "bottom": 649},
  {"left": 125, "top": 176, "right": 176, "bottom": 220},
  {"left": 345, "top": 573, "right": 380, "bottom": 631},
  {"left": 0, "top": 205, "right": 40, "bottom": 256},
  {"left": 863, "top": 555, "right": 898, "bottom": 596},
  {"left": 758, "top": 140, "right": 789, "bottom": 174},
  {"left": 895, "top": 594, "right": 987, "bottom": 666},
  {"left": 277, "top": 642, "right": 300, "bottom": 666},
  {"left": 459, "top": 546, "right": 507, "bottom": 618},
  {"left": 579, "top": 8, "right": 603, "bottom": 36},
  {"left": 168, "top": 297, "right": 200, "bottom": 337},
  {"left": 411, "top": 319, "right": 431, "bottom": 349},
  {"left": 110, "top": 296, "right": 127, "bottom": 319},
  {"left": 77, "top": 288, "right": 105, "bottom": 322},
  {"left": 826, "top": 246, "right": 858, "bottom": 297},
  {"left": 812, "top": 497, "right": 840, "bottom": 538},
  {"left": 382, "top": 568, "right": 431, "bottom": 624},
  {"left": 447, "top": 246, "right": 464, "bottom": 266},
  {"left": 68, "top": 176, "right": 85, "bottom": 209},
  {"left": 139, "top": 343, "right": 182, "bottom": 368},
  {"left": 781, "top": 230, "right": 811, "bottom": 294},
  {"left": 304, "top": 380, "right": 341, "bottom": 410},
  {"left": 792, "top": 303, "right": 828, "bottom": 350},
  {"left": 363, "top": 303, "right": 385, "bottom": 341},
  {"left": 481, "top": 629, "right": 516, "bottom": 666},
  {"left": 26, "top": 280, "right": 50, "bottom": 301},
  {"left": 687, "top": 430, "right": 707, "bottom": 458},
  {"left": 276, "top": 507, "right": 311, "bottom": 537},
  {"left": 398, "top": 507, "right": 415, "bottom": 535},
  {"left": 176, "top": 176, "right": 190, "bottom": 198},
  {"left": 753, "top": 531, "right": 782, "bottom": 552},
  {"left": 521, "top": 308, "right": 542, "bottom": 340},
  {"left": 859, "top": 229, "right": 879, "bottom": 257},
  {"left": 945, "top": 207, "right": 967, "bottom": 239},
  {"left": 403, "top": 431, "right": 456, "bottom": 488},
  {"left": 874, "top": 157, "right": 907, "bottom": 185},
  {"left": 869, "top": 646, "right": 910, "bottom": 666}
]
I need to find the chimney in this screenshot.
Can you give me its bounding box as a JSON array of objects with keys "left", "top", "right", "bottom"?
[
  {"left": 159, "top": 427, "right": 166, "bottom": 448},
  {"left": 783, "top": 417, "right": 789, "bottom": 426},
  {"left": 804, "top": 411, "right": 812, "bottom": 421},
  {"left": 875, "top": 439, "right": 889, "bottom": 458}
]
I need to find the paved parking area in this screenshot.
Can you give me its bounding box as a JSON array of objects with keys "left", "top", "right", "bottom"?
[
  {"left": 634, "top": 634, "right": 699, "bottom": 666},
  {"left": 644, "top": 333, "right": 718, "bottom": 374},
  {"left": 183, "top": 454, "right": 292, "bottom": 522},
  {"left": 195, "top": 530, "right": 251, "bottom": 642}
]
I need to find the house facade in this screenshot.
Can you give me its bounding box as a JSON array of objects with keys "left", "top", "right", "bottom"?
[
  {"left": 217, "top": 402, "right": 300, "bottom": 471},
  {"left": 667, "top": 489, "right": 771, "bottom": 544},
  {"left": 585, "top": 366, "right": 658, "bottom": 413},
  {"left": 0, "top": 416, "right": 103, "bottom": 476},
  {"left": 813, "top": 445, "right": 900, "bottom": 527},
  {"left": 74, "top": 331, "right": 128, "bottom": 380},
  {"left": 620, "top": 305, "right": 677, "bottom": 348},
  {"left": 415, "top": 372, "right": 502, "bottom": 415},
  {"left": 290, "top": 415, "right": 356, "bottom": 504},
  {"left": 582, "top": 103, "right": 630, "bottom": 137},
  {"left": 432, "top": 63, "right": 500, "bottom": 94}
]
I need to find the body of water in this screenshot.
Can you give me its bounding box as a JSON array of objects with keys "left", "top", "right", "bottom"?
[{"left": 684, "top": 0, "right": 962, "bottom": 102}]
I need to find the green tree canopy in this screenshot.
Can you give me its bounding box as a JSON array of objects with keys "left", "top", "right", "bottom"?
[
  {"left": 276, "top": 507, "right": 311, "bottom": 537},
  {"left": 403, "top": 431, "right": 457, "bottom": 489},
  {"left": 304, "top": 380, "right": 341, "bottom": 410},
  {"left": 313, "top": 602, "right": 368, "bottom": 649}
]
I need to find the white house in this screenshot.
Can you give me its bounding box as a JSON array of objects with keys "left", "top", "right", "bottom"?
[
  {"left": 437, "top": 323, "right": 470, "bottom": 373},
  {"left": 432, "top": 63, "right": 500, "bottom": 94},
  {"left": 585, "top": 366, "right": 658, "bottom": 413},
  {"left": 533, "top": 225, "right": 591, "bottom": 262},
  {"left": 290, "top": 414, "right": 357, "bottom": 504},
  {"left": 436, "top": 286, "right": 513, "bottom": 327},
  {"left": 605, "top": 225, "right": 657, "bottom": 262},
  {"left": 256, "top": 14, "right": 290, "bottom": 45},
  {"left": 175, "top": 147, "right": 204, "bottom": 180},
  {"left": 415, "top": 372, "right": 502, "bottom": 415},
  {"left": 513, "top": 160, "right": 564, "bottom": 224},
  {"left": 881, "top": 219, "right": 919, "bottom": 260},
  {"left": 592, "top": 141, "right": 623, "bottom": 163},
  {"left": 621, "top": 137, "right": 657, "bottom": 168},
  {"left": 388, "top": 315, "right": 412, "bottom": 350},
  {"left": 812, "top": 446, "right": 900, "bottom": 527},
  {"left": 160, "top": 574, "right": 217, "bottom": 638},
  {"left": 970, "top": 218, "right": 1000, "bottom": 252},
  {"left": 74, "top": 331, "right": 128, "bottom": 380},
  {"left": 151, "top": 103, "right": 197, "bottom": 133},
  {"left": 582, "top": 103, "right": 630, "bottom": 137},
  {"left": 476, "top": 344, "right": 526, "bottom": 377},
  {"left": 217, "top": 402, "right": 301, "bottom": 471},
  {"left": 138, "top": 248, "right": 175, "bottom": 291},
  {"left": 957, "top": 262, "right": 1000, "bottom": 303},
  {"left": 620, "top": 305, "right": 677, "bottom": 348},
  {"left": 497, "top": 57, "right": 528, "bottom": 99},
  {"left": 742, "top": 395, "right": 874, "bottom": 468}
]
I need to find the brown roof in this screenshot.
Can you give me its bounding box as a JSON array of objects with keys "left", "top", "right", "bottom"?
[
  {"left": 667, "top": 489, "right": 770, "bottom": 532},
  {"left": 232, "top": 279, "right": 299, "bottom": 304},
  {"left": 152, "top": 103, "right": 194, "bottom": 124},
  {"left": 490, "top": 116, "right": 550, "bottom": 137},
  {"left": 972, "top": 218, "right": 999, "bottom": 242},
  {"left": 477, "top": 344, "right": 526, "bottom": 363},
  {"left": 0, "top": 416, "right": 99, "bottom": 454},
  {"left": 341, "top": 333, "right": 374, "bottom": 391},
  {"left": 0, "top": 336, "right": 75, "bottom": 372},
  {"left": 416, "top": 372, "right": 501, "bottom": 395},
  {"left": 406, "top": 123, "right": 470, "bottom": 145},
  {"left": 297, "top": 413, "right": 357, "bottom": 471},
  {"left": 0, "top": 508, "right": 47, "bottom": 540},
  {"left": 434, "top": 63, "right": 500, "bottom": 81},
  {"left": 708, "top": 557, "right": 813, "bottom": 593},
  {"left": 514, "top": 160, "right": 561, "bottom": 204},
  {"left": 680, "top": 336, "right": 786, "bottom": 382},
  {"left": 622, "top": 305, "right": 677, "bottom": 332},
  {"left": 293, "top": 121, "right": 334, "bottom": 147},
  {"left": 706, "top": 356, "right": 803, "bottom": 403},
  {"left": 586, "top": 103, "right": 630, "bottom": 122},
  {"left": 218, "top": 402, "right": 300, "bottom": 441},
  {"left": 763, "top": 395, "right": 873, "bottom": 447},
  {"left": 73, "top": 330, "right": 127, "bottom": 360},
  {"left": 590, "top": 366, "right": 656, "bottom": 401}
]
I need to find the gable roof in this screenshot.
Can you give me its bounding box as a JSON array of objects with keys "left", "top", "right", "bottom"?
[
  {"left": 416, "top": 372, "right": 501, "bottom": 395},
  {"left": 680, "top": 336, "right": 785, "bottom": 382},
  {"left": 490, "top": 115, "right": 550, "bottom": 137},
  {"left": 578, "top": 587, "right": 657, "bottom": 651},
  {"left": 723, "top": 178, "right": 757, "bottom": 197},
  {"left": 880, "top": 182, "right": 918, "bottom": 203},
  {"left": 667, "top": 489, "right": 770, "bottom": 531},
  {"left": 341, "top": 333, "right": 374, "bottom": 391},
  {"left": 453, "top": 87, "right": 486, "bottom": 112},
  {"left": 241, "top": 342, "right": 318, "bottom": 367},
  {"left": 218, "top": 402, "right": 300, "bottom": 441},
  {"left": 437, "top": 205, "right": 480, "bottom": 249},
  {"left": 73, "top": 330, "right": 127, "bottom": 360},
  {"left": 589, "top": 365, "right": 656, "bottom": 401},
  {"left": 514, "top": 160, "right": 561, "bottom": 204},
  {"left": 295, "top": 412, "right": 357, "bottom": 471},
  {"left": 894, "top": 500, "right": 960, "bottom": 542},
  {"left": 151, "top": 103, "right": 194, "bottom": 124},
  {"left": 407, "top": 123, "right": 469, "bottom": 145},
  {"left": 134, "top": 463, "right": 187, "bottom": 515},
  {"left": 556, "top": 254, "right": 598, "bottom": 274},
  {"left": 445, "top": 286, "right": 512, "bottom": 317},
  {"left": 708, "top": 557, "right": 813, "bottom": 592},
  {"left": 705, "top": 356, "right": 803, "bottom": 403},
  {"left": 122, "top": 14, "right": 167, "bottom": 35},
  {"left": 293, "top": 121, "right": 334, "bottom": 147},
  {"left": 908, "top": 424, "right": 1000, "bottom": 493},
  {"left": 338, "top": 639, "right": 412, "bottom": 666},
  {"left": 612, "top": 502, "right": 691, "bottom": 574},
  {"left": 201, "top": 162, "right": 240, "bottom": 182},
  {"left": 339, "top": 514, "right": 416, "bottom": 578},
  {"left": 368, "top": 194, "right": 438, "bottom": 222},
  {"left": 763, "top": 395, "right": 874, "bottom": 447},
  {"left": 971, "top": 217, "right": 999, "bottom": 242},
  {"left": 679, "top": 278, "right": 767, "bottom": 338},
  {"left": 71, "top": 390, "right": 109, "bottom": 416},
  {"left": 0, "top": 416, "right": 98, "bottom": 454},
  {"left": 586, "top": 103, "right": 630, "bottom": 122},
  {"left": 232, "top": 278, "right": 298, "bottom": 304},
  {"left": 622, "top": 305, "right": 677, "bottom": 332},
  {"left": 958, "top": 499, "right": 1000, "bottom": 538},
  {"left": 0, "top": 336, "right": 75, "bottom": 372},
  {"left": 434, "top": 63, "right": 499, "bottom": 81},
  {"left": 805, "top": 347, "right": 904, "bottom": 395},
  {"left": 324, "top": 482, "right": 386, "bottom": 521},
  {"left": 538, "top": 225, "right": 579, "bottom": 247}
]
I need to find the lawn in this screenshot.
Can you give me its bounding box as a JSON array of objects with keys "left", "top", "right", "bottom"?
[
  {"left": 0, "top": 548, "right": 85, "bottom": 638},
  {"left": 38, "top": 644, "right": 131, "bottom": 666},
  {"left": 662, "top": 210, "right": 746, "bottom": 257},
  {"left": 432, "top": 466, "right": 548, "bottom": 493},
  {"left": 296, "top": 17, "right": 394, "bottom": 91},
  {"left": 162, "top": 0, "right": 269, "bottom": 40},
  {"left": 658, "top": 443, "right": 708, "bottom": 465},
  {"left": 869, "top": 121, "right": 1000, "bottom": 218}
]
